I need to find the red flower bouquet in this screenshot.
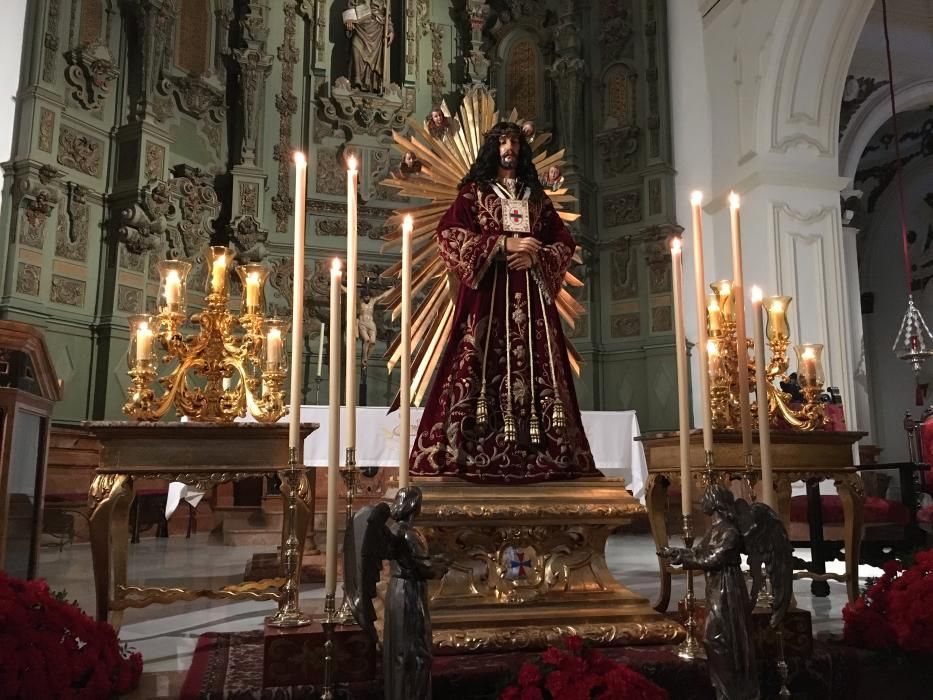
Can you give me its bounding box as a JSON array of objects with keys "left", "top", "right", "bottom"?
[
  {"left": 0, "top": 571, "right": 142, "bottom": 698},
  {"left": 843, "top": 549, "right": 933, "bottom": 654},
  {"left": 499, "top": 636, "right": 668, "bottom": 700}
]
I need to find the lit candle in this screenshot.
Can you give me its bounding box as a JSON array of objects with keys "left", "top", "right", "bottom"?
[
  {"left": 345, "top": 155, "right": 359, "bottom": 459},
  {"left": 766, "top": 298, "right": 788, "bottom": 340},
  {"left": 245, "top": 272, "right": 260, "bottom": 309},
  {"left": 326, "top": 258, "right": 343, "bottom": 597},
  {"left": 729, "top": 192, "right": 753, "bottom": 460},
  {"left": 707, "top": 298, "right": 722, "bottom": 334},
  {"left": 399, "top": 215, "right": 413, "bottom": 488},
  {"left": 800, "top": 346, "right": 817, "bottom": 386},
  {"left": 266, "top": 327, "right": 283, "bottom": 367},
  {"left": 164, "top": 269, "right": 181, "bottom": 308},
  {"left": 135, "top": 321, "right": 153, "bottom": 363},
  {"left": 707, "top": 339, "right": 721, "bottom": 382},
  {"left": 690, "top": 192, "right": 714, "bottom": 458},
  {"left": 317, "top": 323, "right": 325, "bottom": 380},
  {"left": 751, "top": 286, "right": 775, "bottom": 507},
  {"left": 671, "top": 237, "right": 692, "bottom": 515},
  {"left": 211, "top": 252, "right": 227, "bottom": 294},
  {"left": 289, "top": 152, "right": 308, "bottom": 452}
]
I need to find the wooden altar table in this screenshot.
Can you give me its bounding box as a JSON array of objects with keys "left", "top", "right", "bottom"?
[
  {"left": 83, "top": 421, "right": 316, "bottom": 626},
  {"left": 638, "top": 429, "right": 866, "bottom": 609}
]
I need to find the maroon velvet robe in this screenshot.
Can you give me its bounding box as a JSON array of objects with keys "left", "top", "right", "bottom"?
[{"left": 410, "top": 181, "right": 597, "bottom": 483}]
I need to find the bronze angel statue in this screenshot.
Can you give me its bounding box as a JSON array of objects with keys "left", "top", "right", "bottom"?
[
  {"left": 343, "top": 486, "right": 447, "bottom": 700},
  {"left": 660, "top": 481, "right": 793, "bottom": 700}
]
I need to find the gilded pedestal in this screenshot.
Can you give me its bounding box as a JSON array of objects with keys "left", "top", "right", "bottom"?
[{"left": 408, "top": 477, "right": 684, "bottom": 653}]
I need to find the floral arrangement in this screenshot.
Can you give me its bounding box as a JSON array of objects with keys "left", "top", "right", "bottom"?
[
  {"left": 843, "top": 549, "right": 933, "bottom": 655},
  {"left": 0, "top": 571, "right": 142, "bottom": 698},
  {"left": 499, "top": 635, "right": 668, "bottom": 700}
]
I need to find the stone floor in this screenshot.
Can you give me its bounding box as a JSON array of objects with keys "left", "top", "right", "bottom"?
[{"left": 37, "top": 531, "right": 879, "bottom": 699}]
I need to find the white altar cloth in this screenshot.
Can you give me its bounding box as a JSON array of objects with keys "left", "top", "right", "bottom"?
[{"left": 295, "top": 406, "right": 648, "bottom": 501}]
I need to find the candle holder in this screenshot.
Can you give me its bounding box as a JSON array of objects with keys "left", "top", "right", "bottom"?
[
  {"left": 122, "top": 253, "right": 287, "bottom": 423},
  {"left": 677, "top": 511, "right": 706, "bottom": 661},
  {"left": 322, "top": 592, "right": 338, "bottom": 700},
  {"left": 705, "top": 288, "right": 827, "bottom": 433},
  {"left": 267, "top": 447, "right": 313, "bottom": 628},
  {"left": 334, "top": 447, "right": 360, "bottom": 624}
]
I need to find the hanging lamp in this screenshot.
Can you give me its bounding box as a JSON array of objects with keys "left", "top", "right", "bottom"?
[{"left": 881, "top": 0, "right": 933, "bottom": 389}]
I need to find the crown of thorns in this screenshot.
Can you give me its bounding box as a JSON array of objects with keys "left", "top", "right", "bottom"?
[{"left": 483, "top": 122, "right": 523, "bottom": 140}]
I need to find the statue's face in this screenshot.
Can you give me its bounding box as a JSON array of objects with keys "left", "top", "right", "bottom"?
[
  {"left": 548, "top": 166, "right": 560, "bottom": 180},
  {"left": 404, "top": 151, "right": 415, "bottom": 165},
  {"left": 498, "top": 133, "right": 520, "bottom": 172},
  {"left": 431, "top": 111, "right": 443, "bottom": 125},
  {"left": 522, "top": 121, "right": 535, "bottom": 137}
]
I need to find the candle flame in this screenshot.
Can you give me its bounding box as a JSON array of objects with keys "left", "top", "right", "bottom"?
[
  {"left": 670, "top": 237, "right": 682, "bottom": 254},
  {"left": 331, "top": 258, "right": 342, "bottom": 274},
  {"left": 267, "top": 327, "right": 281, "bottom": 340},
  {"left": 347, "top": 155, "right": 357, "bottom": 172},
  {"left": 138, "top": 321, "right": 150, "bottom": 333},
  {"left": 247, "top": 272, "right": 259, "bottom": 284},
  {"left": 720, "top": 282, "right": 731, "bottom": 296},
  {"left": 728, "top": 192, "right": 740, "bottom": 209},
  {"left": 751, "top": 285, "right": 763, "bottom": 303},
  {"left": 708, "top": 300, "right": 721, "bottom": 311},
  {"left": 770, "top": 300, "right": 784, "bottom": 313},
  {"left": 707, "top": 339, "right": 719, "bottom": 355},
  {"left": 690, "top": 191, "right": 703, "bottom": 206},
  {"left": 214, "top": 253, "right": 227, "bottom": 267},
  {"left": 402, "top": 214, "right": 413, "bottom": 234},
  {"left": 293, "top": 151, "right": 307, "bottom": 167},
  {"left": 802, "top": 346, "right": 816, "bottom": 360},
  {"left": 166, "top": 269, "right": 180, "bottom": 283}
]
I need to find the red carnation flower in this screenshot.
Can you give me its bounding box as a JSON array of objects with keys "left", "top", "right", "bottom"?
[{"left": 518, "top": 661, "right": 542, "bottom": 688}]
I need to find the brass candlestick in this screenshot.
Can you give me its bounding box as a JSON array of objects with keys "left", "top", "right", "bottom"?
[
  {"left": 334, "top": 447, "right": 359, "bottom": 624},
  {"left": 123, "top": 250, "right": 287, "bottom": 423},
  {"left": 321, "top": 592, "right": 337, "bottom": 700},
  {"left": 267, "top": 447, "right": 313, "bottom": 628},
  {"left": 677, "top": 511, "right": 705, "bottom": 661}
]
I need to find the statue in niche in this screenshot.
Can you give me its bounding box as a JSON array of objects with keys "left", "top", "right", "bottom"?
[{"left": 344, "top": 0, "right": 394, "bottom": 93}]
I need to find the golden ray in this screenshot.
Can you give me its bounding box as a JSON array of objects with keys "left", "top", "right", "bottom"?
[{"left": 380, "top": 87, "right": 587, "bottom": 406}]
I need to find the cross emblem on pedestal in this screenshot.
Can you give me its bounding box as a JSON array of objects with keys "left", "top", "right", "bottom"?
[{"left": 508, "top": 551, "right": 532, "bottom": 578}]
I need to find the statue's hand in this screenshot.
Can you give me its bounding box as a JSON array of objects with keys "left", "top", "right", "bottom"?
[
  {"left": 345, "top": 20, "right": 356, "bottom": 32},
  {"left": 659, "top": 546, "right": 685, "bottom": 565}
]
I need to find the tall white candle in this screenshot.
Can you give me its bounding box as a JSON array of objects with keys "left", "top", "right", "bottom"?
[
  {"left": 345, "top": 156, "right": 359, "bottom": 457},
  {"left": 289, "top": 152, "right": 307, "bottom": 452},
  {"left": 729, "top": 192, "right": 753, "bottom": 459},
  {"left": 399, "top": 215, "right": 413, "bottom": 488},
  {"left": 751, "top": 286, "right": 775, "bottom": 507},
  {"left": 317, "top": 323, "right": 325, "bottom": 379},
  {"left": 671, "top": 238, "right": 692, "bottom": 515},
  {"left": 690, "top": 192, "right": 713, "bottom": 455},
  {"left": 136, "top": 322, "right": 153, "bottom": 363},
  {"left": 326, "top": 259, "right": 343, "bottom": 597}
]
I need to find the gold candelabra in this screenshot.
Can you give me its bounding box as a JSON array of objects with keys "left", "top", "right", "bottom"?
[
  {"left": 706, "top": 282, "right": 827, "bottom": 432},
  {"left": 123, "top": 247, "right": 288, "bottom": 423},
  {"left": 334, "top": 447, "right": 359, "bottom": 624}
]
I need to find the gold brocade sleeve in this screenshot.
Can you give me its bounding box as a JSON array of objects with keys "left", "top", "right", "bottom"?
[
  {"left": 534, "top": 196, "right": 575, "bottom": 301},
  {"left": 436, "top": 184, "right": 504, "bottom": 289}
]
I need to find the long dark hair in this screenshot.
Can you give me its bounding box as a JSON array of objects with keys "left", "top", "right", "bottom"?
[{"left": 459, "top": 121, "right": 544, "bottom": 199}]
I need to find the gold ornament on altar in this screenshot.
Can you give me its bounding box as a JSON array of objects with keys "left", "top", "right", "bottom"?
[
  {"left": 123, "top": 246, "right": 288, "bottom": 423},
  {"left": 377, "top": 88, "right": 586, "bottom": 406},
  {"left": 705, "top": 284, "right": 827, "bottom": 432}
]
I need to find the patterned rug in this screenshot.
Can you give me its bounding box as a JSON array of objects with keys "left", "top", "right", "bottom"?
[{"left": 179, "top": 630, "right": 927, "bottom": 699}]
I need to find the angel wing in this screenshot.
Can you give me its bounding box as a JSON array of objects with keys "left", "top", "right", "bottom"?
[
  {"left": 734, "top": 498, "right": 794, "bottom": 627},
  {"left": 343, "top": 501, "right": 392, "bottom": 642},
  {"left": 379, "top": 85, "right": 587, "bottom": 408}
]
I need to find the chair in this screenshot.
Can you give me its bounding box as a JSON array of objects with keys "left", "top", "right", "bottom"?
[{"left": 789, "top": 413, "right": 929, "bottom": 591}]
